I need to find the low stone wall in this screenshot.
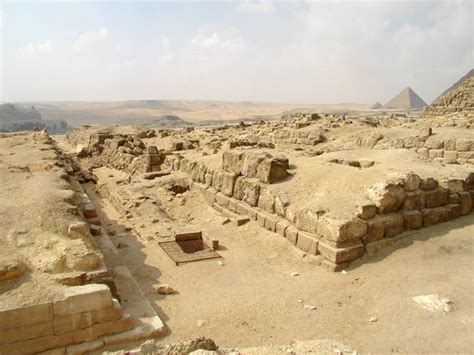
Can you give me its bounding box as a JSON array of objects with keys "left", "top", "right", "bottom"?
[
  {"left": 0, "top": 284, "right": 132, "bottom": 354},
  {"left": 163, "top": 154, "right": 474, "bottom": 270}
]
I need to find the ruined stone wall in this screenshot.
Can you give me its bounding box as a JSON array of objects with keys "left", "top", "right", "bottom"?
[
  {"left": 0, "top": 284, "right": 132, "bottom": 354},
  {"left": 163, "top": 153, "right": 474, "bottom": 270}
]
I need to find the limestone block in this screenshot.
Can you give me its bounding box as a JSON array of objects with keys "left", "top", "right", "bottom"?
[
  {"left": 274, "top": 192, "right": 290, "bottom": 217},
  {"left": 364, "top": 216, "right": 385, "bottom": 243},
  {"left": 444, "top": 139, "right": 456, "bottom": 151},
  {"left": 296, "top": 231, "right": 319, "bottom": 255},
  {"left": 264, "top": 216, "right": 278, "bottom": 232},
  {"left": 276, "top": 220, "right": 290, "bottom": 237},
  {"left": 0, "top": 333, "right": 73, "bottom": 354},
  {"left": 464, "top": 172, "right": 474, "bottom": 191},
  {"left": 227, "top": 199, "right": 238, "bottom": 212},
  {"left": 0, "top": 258, "right": 27, "bottom": 282},
  {"left": 82, "top": 203, "right": 97, "bottom": 218},
  {"left": 256, "top": 210, "right": 267, "bottom": 227},
  {"left": 457, "top": 151, "right": 474, "bottom": 160},
  {"left": 425, "top": 137, "right": 444, "bottom": 149},
  {"left": 441, "top": 179, "right": 464, "bottom": 193},
  {"left": 404, "top": 191, "right": 426, "bottom": 210},
  {"left": 424, "top": 188, "right": 448, "bottom": 208},
  {"left": 66, "top": 339, "right": 104, "bottom": 355},
  {"left": 214, "top": 192, "right": 230, "bottom": 207},
  {"left": 422, "top": 207, "right": 449, "bottom": 227},
  {"left": 222, "top": 150, "right": 244, "bottom": 175},
  {"left": 285, "top": 226, "right": 299, "bottom": 245},
  {"left": 402, "top": 210, "right": 423, "bottom": 230},
  {"left": 53, "top": 306, "right": 121, "bottom": 335},
  {"left": 428, "top": 149, "right": 444, "bottom": 159},
  {"left": 233, "top": 177, "right": 260, "bottom": 207},
  {"left": 368, "top": 182, "right": 405, "bottom": 214},
  {"left": 459, "top": 191, "right": 473, "bottom": 215},
  {"left": 221, "top": 172, "right": 237, "bottom": 197},
  {"left": 420, "top": 178, "right": 438, "bottom": 190},
  {"left": 455, "top": 138, "right": 474, "bottom": 152},
  {"left": 448, "top": 193, "right": 461, "bottom": 204},
  {"left": 294, "top": 208, "right": 320, "bottom": 234},
  {"left": 257, "top": 188, "right": 275, "bottom": 213},
  {"left": 241, "top": 153, "right": 268, "bottom": 178},
  {"left": 317, "top": 240, "right": 365, "bottom": 264},
  {"left": 404, "top": 173, "right": 421, "bottom": 191},
  {"left": 443, "top": 151, "right": 458, "bottom": 161},
  {"left": 0, "top": 302, "right": 53, "bottom": 330},
  {"left": 256, "top": 156, "right": 289, "bottom": 184},
  {"left": 53, "top": 284, "right": 113, "bottom": 317},
  {"left": 417, "top": 148, "right": 429, "bottom": 158},
  {"left": 447, "top": 203, "right": 462, "bottom": 220},
  {"left": 204, "top": 172, "right": 213, "bottom": 186},
  {"left": 318, "top": 216, "right": 368, "bottom": 243},
  {"left": 235, "top": 201, "right": 257, "bottom": 220},
  {"left": 72, "top": 314, "right": 133, "bottom": 344},
  {"left": 357, "top": 203, "right": 377, "bottom": 220},
  {"left": 0, "top": 321, "right": 53, "bottom": 345},
  {"left": 382, "top": 213, "right": 404, "bottom": 238}
]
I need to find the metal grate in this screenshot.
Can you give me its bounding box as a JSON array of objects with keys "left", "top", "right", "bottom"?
[{"left": 159, "top": 239, "right": 221, "bottom": 265}]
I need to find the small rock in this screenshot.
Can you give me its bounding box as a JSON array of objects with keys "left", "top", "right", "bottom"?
[
  {"left": 217, "top": 260, "right": 225, "bottom": 266},
  {"left": 197, "top": 319, "right": 205, "bottom": 327},
  {"left": 304, "top": 305, "right": 317, "bottom": 310},
  {"left": 412, "top": 294, "right": 453, "bottom": 313},
  {"left": 297, "top": 299, "right": 303, "bottom": 303},
  {"left": 290, "top": 272, "right": 299, "bottom": 277},
  {"left": 341, "top": 270, "right": 348, "bottom": 275},
  {"left": 154, "top": 283, "right": 177, "bottom": 295},
  {"left": 369, "top": 316, "right": 377, "bottom": 322}
]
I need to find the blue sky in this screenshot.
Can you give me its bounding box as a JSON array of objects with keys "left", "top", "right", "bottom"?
[{"left": 1, "top": 1, "right": 472, "bottom": 104}]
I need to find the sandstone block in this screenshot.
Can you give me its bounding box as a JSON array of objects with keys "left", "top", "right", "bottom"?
[
  {"left": 403, "top": 191, "right": 425, "bottom": 210},
  {"left": 53, "top": 284, "right": 113, "bottom": 317},
  {"left": 317, "top": 240, "right": 365, "bottom": 264},
  {"left": 402, "top": 210, "right": 423, "bottom": 230},
  {"left": 296, "top": 231, "right": 319, "bottom": 255},
  {"left": 285, "top": 226, "right": 299, "bottom": 245},
  {"left": 459, "top": 191, "right": 473, "bottom": 215}
]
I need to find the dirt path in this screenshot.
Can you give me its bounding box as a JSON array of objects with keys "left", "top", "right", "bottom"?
[{"left": 82, "top": 181, "right": 474, "bottom": 353}]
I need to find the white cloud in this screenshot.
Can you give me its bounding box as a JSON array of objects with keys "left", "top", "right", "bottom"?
[
  {"left": 72, "top": 27, "right": 108, "bottom": 52},
  {"left": 19, "top": 40, "right": 54, "bottom": 56},
  {"left": 192, "top": 26, "right": 244, "bottom": 51},
  {"left": 237, "top": 1, "right": 274, "bottom": 14}
]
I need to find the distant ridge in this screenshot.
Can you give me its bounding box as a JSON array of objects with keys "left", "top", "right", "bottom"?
[
  {"left": 371, "top": 102, "right": 382, "bottom": 109},
  {"left": 383, "top": 87, "right": 427, "bottom": 110}
]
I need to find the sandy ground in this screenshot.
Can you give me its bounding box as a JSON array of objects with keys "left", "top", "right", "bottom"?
[{"left": 83, "top": 179, "right": 474, "bottom": 353}]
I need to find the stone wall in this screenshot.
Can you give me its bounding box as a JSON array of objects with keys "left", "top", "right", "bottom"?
[
  {"left": 0, "top": 284, "right": 132, "bottom": 354},
  {"left": 163, "top": 153, "right": 474, "bottom": 270}
]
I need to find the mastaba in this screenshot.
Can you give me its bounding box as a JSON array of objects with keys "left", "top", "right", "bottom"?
[{"left": 383, "top": 87, "right": 427, "bottom": 110}]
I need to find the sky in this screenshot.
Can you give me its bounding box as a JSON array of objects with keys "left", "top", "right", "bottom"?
[{"left": 0, "top": 0, "right": 472, "bottom": 104}]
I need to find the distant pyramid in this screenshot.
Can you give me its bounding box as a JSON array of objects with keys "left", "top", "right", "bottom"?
[
  {"left": 371, "top": 102, "right": 383, "bottom": 109},
  {"left": 383, "top": 87, "right": 427, "bottom": 110},
  {"left": 423, "top": 71, "right": 473, "bottom": 117}
]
